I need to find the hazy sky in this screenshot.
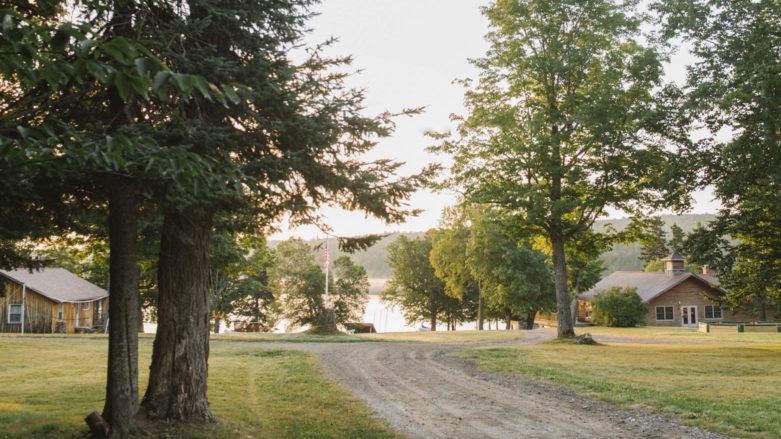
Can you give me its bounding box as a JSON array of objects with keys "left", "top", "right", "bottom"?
[{"left": 270, "top": 0, "right": 719, "bottom": 240}]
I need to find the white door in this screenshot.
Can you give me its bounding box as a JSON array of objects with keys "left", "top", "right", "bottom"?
[{"left": 680, "top": 305, "right": 697, "bottom": 327}]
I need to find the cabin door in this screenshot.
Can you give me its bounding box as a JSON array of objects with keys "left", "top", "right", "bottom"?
[{"left": 680, "top": 305, "right": 697, "bottom": 327}]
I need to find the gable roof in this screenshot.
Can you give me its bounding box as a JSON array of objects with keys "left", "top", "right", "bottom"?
[
  {"left": 580, "top": 271, "right": 724, "bottom": 303},
  {"left": 0, "top": 268, "right": 108, "bottom": 303}
]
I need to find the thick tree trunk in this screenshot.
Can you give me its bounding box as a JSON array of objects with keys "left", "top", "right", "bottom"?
[
  {"left": 477, "top": 287, "right": 484, "bottom": 330},
  {"left": 137, "top": 307, "right": 144, "bottom": 333},
  {"left": 551, "top": 232, "right": 575, "bottom": 337},
  {"left": 760, "top": 300, "right": 768, "bottom": 322},
  {"left": 430, "top": 309, "right": 437, "bottom": 331},
  {"left": 311, "top": 307, "right": 338, "bottom": 334},
  {"left": 102, "top": 179, "right": 140, "bottom": 437},
  {"left": 524, "top": 308, "right": 537, "bottom": 330},
  {"left": 213, "top": 317, "right": 221, "bottom": 334},
  {"left": 505, "top": 311, "right": 512, "bottom": 330},
  {"left": 142, "top": 209, "right": 214, "bottom": 421}
]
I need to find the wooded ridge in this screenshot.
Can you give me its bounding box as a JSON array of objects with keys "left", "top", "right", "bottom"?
[{"left": 270, "top": 214, "right": 716, "bottom": 279}]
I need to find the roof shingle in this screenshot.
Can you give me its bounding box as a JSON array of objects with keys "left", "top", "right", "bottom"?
[
  {"left": 0, "top": 268, "right": 108, "bottom": 303},
  {"left": 580, "top": 271, "right": 723, "bottom": 303}
]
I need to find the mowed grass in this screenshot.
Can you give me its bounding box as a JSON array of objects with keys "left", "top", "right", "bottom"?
[
  {"left": 580, "top": 326, "right": 781, "bottom": 344},
  {"left": 463, "top": 339, "right": 781, "bottom": 438},
  {"left": 0, "top": 337, "right": 400, "bottom": 439}
]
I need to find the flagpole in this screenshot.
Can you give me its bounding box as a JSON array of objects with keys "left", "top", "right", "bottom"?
[{"left": 324, "top": 238, "right": 330, "bottom": 298}]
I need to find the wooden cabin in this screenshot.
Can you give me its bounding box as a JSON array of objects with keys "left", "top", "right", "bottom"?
[
  {"left": 0, "top": 268, "right": 108, "bottom": 334},
  {"left": 579, "top": 254, "right": 760, "bottom": 327}
]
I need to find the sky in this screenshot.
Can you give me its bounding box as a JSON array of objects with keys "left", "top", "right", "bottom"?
[{"left": 269, "top": 0, "right": 720, "bottom": 241}]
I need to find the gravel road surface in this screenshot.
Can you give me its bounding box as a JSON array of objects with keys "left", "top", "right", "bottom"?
[{"left": 217, "top": 329, "right": 733, "bottom": 439}]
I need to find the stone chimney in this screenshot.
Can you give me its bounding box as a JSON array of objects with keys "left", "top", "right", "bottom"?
[{"left": 663, "top": 253, "right": 685, "bottom": 275}]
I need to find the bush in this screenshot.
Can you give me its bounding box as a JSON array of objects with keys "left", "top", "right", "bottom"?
[{"left": 591, "top": 287, "right": 647, "bottom": 327}]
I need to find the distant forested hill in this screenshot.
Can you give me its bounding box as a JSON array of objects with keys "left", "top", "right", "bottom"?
[
  {"left": 594, "top": 214, "right": 716, "bottom": 273},
  {"left": 269, "top": 214, "right": 716, "bottom": 279},
  {"left": 269, "top": 232, "right": 425, "bottom": 279}
]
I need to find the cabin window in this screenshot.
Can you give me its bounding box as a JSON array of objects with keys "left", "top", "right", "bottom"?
[
  {"left": 8, "top": 304, "right": 22, "bottom": 324},
  {"left": 655, "top": 306, "right": 674, "bottom": 321},
  {"left": 705, "top": 305, "right": 722, "bottom": 319},
  {"left": 57, "top": 303, "right": 64, "bottom": 321}
]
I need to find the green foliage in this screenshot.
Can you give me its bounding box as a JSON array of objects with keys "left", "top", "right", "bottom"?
[
  {"left": 272, "top": 239, "right": 368, "bottom": 330},
  {"left": 330, "top": 256, "right": 371, "bottom": 325},
  {"left": 382, "top": 235, "right": 454, "bottom": 328},
  {"left": 591, "top": 287, "right": 647, "bottom": 327},
  {"left": 668, "top": 224, "right": 686, "bottom": 255},
  {"left": 429, "top": 205, "right": 475, "bottom": 301},
  {"left": 627, "top": 216, "right": 670, "bottom": 265},
  {"left": 642, "top": 259, "right": 700, "bottom": 274},
  {"left": 656, "top": 0, "right": 781, "bottom": 318},
  {"left": 431, "top": 0, "right": 690, "bottom": 335},
  {"left": 467, "top": 208, "right": 555, "bottom": 321},
  {"left": 209, "top": 230, "right": 275, "bottom": 332}
]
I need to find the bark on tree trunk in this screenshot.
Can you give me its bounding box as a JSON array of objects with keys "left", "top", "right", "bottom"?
[
  {"left": 102, "top": 179, "right": 140, "bottom": 437},
  {"left": 760, "top": 300, "right": 768, "bottom": 322},
  {"left": 142, "top": 209, "right": 214, "bottom": 421},
  {"left": 505, "top": 311, "right": 512, "bottom": 330},
  {"left": 524, "top": 308, "right": 537, "bottom": 330},
  {"left": 213, "top": 317, "right": 220, "bottom": 334},
  {"left": 430, "top": 310, "right": 437, "bottom": 332},
  {"left": 551, "top": 232, "right": 575, "bottom": 337},
  {"left": 137, "top": 307, "right": 144, "bottom": 333}
]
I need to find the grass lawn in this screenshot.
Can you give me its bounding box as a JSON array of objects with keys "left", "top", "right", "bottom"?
[
  {"left": 579, "top": 326, "right": 781, "bottom": 344},
  {"left": 0, "top": 336, "right": 400, "bottom": 439},
  {"left": 463, "top": 339, "right": 781, "bottom": 438},
  {"left": 211, "top": 329, "right": 523, "bottom": 344}
]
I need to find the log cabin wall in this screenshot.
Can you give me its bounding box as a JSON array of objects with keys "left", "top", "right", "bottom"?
[{"left": 0, "top": 279, "right": 53, "bottom": 333}]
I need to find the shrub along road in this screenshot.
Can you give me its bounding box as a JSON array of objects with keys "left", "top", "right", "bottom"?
[{"left": 223, "top": 329, "right": 732, "bottom": 439}]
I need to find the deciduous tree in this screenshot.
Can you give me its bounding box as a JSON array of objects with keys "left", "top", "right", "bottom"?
[
  {"left": 433, "top": 0, "right": 689, "bottom": 337},
  {"left": 383, "top": 235, "right": 452, "bottom": 330}
]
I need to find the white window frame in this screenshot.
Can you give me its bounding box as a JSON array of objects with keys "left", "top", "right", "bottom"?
[
  {"left": 57, "top": 303, "right": 64, "bottom": 321},
  {"left": 704, "top": 304, "right": 723, "bottom": 320},
  {"left": 655, "top": 306, "right": 674, "bottom": 321},
  {"left": 7, "top": 303, "right": 22, "bottom": 324}
]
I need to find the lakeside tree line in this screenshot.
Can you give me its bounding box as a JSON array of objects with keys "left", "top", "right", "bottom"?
[{"left": 2, "top": 0, "right": 779, "bottom": 437}]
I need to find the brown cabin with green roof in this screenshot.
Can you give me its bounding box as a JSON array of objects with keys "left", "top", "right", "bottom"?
[{"left": 579, "top": 254, "right": 759, "bottom": 327}]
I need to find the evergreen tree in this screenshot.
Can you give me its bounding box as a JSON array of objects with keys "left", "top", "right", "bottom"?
[
  {"left": 1, "top": 1, "right": 221, "bottom": 433},
  {"left": 668, "top": 223, "right": 686, "bottom": 256},
  {"left": 138, "top": 0, "right": 432, "bottom": 421},
  {"left": 627, "top": 216, "right": 669, "bottom": 266},
  {"left": 657, "top": 0, "right": 781, "bottom": 318}
]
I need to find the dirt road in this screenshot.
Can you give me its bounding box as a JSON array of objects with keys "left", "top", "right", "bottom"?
[{"left": 220, "top": 329, "right": 732, "bottom": 439}]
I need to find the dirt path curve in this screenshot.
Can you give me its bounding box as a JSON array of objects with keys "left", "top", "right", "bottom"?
[{"left": 215, "top": 329, "right": 731, "bottom": 439}]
